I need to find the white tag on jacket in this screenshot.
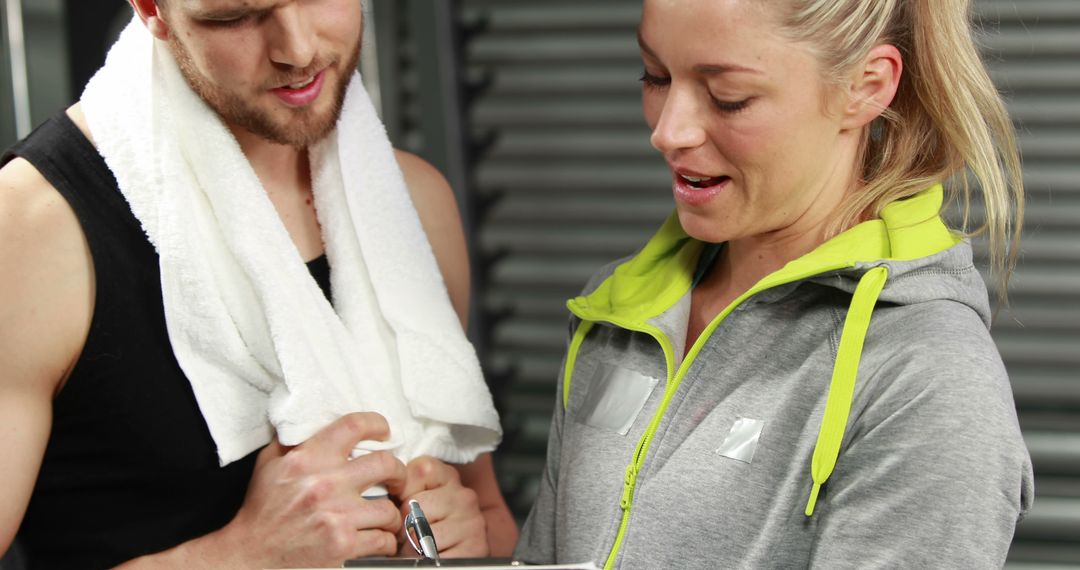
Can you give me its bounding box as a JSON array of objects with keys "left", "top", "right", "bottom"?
[
  {"left": 716, "top": 418, "right": 765, "bottom": 463},
  {"left": 579, "top": 364, "right": 659, "bottom": 435}
]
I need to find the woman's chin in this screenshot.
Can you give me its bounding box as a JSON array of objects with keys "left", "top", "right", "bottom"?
[{"left": 676, "top": 208, "right": 733, "bottom": 244}]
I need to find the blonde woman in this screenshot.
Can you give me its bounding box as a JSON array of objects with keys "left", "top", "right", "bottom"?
[{"left": 515, "top": 0, "right": 1032, "bottom": 567}]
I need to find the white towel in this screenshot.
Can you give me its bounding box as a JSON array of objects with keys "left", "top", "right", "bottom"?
[{"left": 80, "top": 18, "right": 502, "bottom": 467}]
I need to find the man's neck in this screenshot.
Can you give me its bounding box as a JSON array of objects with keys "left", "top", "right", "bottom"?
[
  {"left": 230, "top": 126, "right": 309, "bottom": 192},
  {"left": 229, "top": 125, "right": 324, "bottom": 261}
]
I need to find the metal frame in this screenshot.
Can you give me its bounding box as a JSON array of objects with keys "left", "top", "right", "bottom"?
[{"left": 3, "top": 0, "right": 31, "bottom": 138}]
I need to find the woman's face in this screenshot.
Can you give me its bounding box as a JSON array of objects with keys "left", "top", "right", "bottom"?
[{"left": 640, "top": 0, "right": 862, "bottom": 245}]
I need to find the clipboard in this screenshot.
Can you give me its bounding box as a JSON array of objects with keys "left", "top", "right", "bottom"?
[{"left": 336, "top": 558, "right": 598, "bottom": 569}]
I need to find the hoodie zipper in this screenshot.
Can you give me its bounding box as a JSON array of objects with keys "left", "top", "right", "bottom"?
[{"left": 562, "top": 309, "right": 674, "bottom": 570}]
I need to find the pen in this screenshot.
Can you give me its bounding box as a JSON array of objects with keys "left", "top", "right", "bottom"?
[{"left": 406, "top": 499, "right": 440, "bottom": 562}]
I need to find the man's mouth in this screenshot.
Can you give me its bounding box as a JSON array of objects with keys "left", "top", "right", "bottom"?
[
  {"left": 285, "top": 76, "right": 317, "bottom": 90},
  {"left": 273, "top": 61, "right": 332, "bottom": 90},
  {"left": 270, "top": 69, "right": 328, "bottom": 107}
]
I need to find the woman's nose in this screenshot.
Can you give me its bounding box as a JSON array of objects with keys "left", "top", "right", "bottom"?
[{"left": 649, "top": 89, "right": 707, "bottom": 154}]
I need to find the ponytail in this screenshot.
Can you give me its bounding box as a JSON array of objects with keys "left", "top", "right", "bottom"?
[{"left": 777, "top": 0, "right": 1024, "bottom": 301}]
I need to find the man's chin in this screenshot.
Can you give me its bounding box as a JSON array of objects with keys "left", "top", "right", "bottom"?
[
  {"left": 226, "top": 101, "right": 340, "bottom": 149},
  {"left": 254, "top": 78, "right": 349, "bottom": 147}
]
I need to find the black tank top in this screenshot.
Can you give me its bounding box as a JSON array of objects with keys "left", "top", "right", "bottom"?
[{"left": 2, "top": 113, "right": 332, "bottom": 569}]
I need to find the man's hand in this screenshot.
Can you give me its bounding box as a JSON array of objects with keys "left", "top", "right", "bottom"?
[
  {"left": 215, "top": 413, "right": 407, "bottom": 568},
  {"left": 395, "top": 456, "right": 489, "bottom": 559}
]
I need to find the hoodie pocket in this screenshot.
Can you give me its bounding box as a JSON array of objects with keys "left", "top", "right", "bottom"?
[{"left": 577, "top": 363, "right": 660, "bottom": 435}]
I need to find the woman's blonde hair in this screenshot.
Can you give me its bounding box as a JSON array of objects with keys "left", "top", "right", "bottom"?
[{"left": 776, "top": 0, "right": 1024, "bottom": 299}]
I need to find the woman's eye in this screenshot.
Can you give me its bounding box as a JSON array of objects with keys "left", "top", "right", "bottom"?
[
  {"left": 711, "top": 97, "right": 752, "bottom": 114},
  {"left": 639, "top": 70, "right": 671, "bottom": 90}
]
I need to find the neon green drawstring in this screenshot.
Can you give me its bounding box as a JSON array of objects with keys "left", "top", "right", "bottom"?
[
  {"left": 805, "top": 266, "right": 890, "bottom": 516},
  {"left": 563, "top": 321, "right": 595, "bottom": 410}
]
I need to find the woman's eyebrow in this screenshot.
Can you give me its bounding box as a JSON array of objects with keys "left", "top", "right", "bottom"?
[{"left": 637, "top": 29, "right": 763, "bottom": 75}]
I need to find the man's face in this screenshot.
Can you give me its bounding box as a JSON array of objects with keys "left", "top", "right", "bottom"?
[{"left": 159, "top": 0, "right": 363, "bottom": 148}]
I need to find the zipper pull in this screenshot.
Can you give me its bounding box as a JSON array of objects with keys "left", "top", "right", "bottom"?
[{"left": 620, "top": 463, "right": 638, "bottom": 510}]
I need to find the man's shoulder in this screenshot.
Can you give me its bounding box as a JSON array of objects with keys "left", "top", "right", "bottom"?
[
  {"left": 0, "top": 105, "right": 96, "bottom": 230},
  {"left": 0, "top": 155, "right": 77, "bottom": 238},
  {"left": 393, "top": 149, "right": 455, "bottom": 207},
  {"left": 0, "top": 146, "right": 94, "bottom": 299}
]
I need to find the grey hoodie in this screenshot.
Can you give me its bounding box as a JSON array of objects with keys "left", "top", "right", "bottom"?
[{"left": 515, "top": 187, "right": 1033, "bottom": 569}]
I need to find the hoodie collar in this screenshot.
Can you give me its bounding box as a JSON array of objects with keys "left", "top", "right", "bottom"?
[{"left": 569, "top": 184, "right": 961, "bottom": 323}]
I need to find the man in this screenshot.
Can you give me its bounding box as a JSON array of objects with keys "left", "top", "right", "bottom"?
[{"left": 0, "top": 0, "right": 517, "bottom": 567}]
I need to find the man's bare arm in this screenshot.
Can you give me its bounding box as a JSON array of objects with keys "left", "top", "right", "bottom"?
[{"left": 0, "top": 157, "right": 95, "bottom": 552}]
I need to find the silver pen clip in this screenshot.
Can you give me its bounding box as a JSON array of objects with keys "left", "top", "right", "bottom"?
[{"left": 404, "top": 499, "right": 441, "bottom": 563}]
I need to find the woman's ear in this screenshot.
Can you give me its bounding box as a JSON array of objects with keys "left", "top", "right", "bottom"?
[
  {"left": 841, "top": 44, "right": 903, "bottom": 130},
  {"left": 128, "top": 0, "right": 171, "bottom": 40}
]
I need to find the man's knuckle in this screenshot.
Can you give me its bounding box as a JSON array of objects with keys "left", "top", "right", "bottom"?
[
  {"left": 372, "top": 451, "right": 399, "bottom": 474},
  {"left": 354, "top": 530, "right": 392, "bottom": 557},
  {"left": 281, "top": 448, "right": 312, "bottom": 475},
  {"left": 327, "top": 527, "right": 355, "bottom": 558},
  {"left": 381, "top": 531, "right": 398, "bottom": 555},
  {"left": 299, "top": 476, "right": 335, "bottom": 507},
  {"left": 460, "top": 487, "right": 479, "bottom": 509},
  {"left": 310, "top": 509, "right": 337, "bottom": 533},
  {"left": 342, "top": 413, "right": 366, "bottom": 435},
  {"left": 348, "top": 411, "right": 388, "bottom": 436},
  {"left": 414, "top": 457, "right": 436, "bottom": 478},
  {"left": 378, "top": 499, "right": 403, "bottom": 527}
]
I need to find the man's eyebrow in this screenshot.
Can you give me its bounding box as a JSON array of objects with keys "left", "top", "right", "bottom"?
[
  {"left": 189, "top": 5, "right": 270, "bottom": 20},
  {"left": 637, "top": 28, "right": 763, "bottom": 76}
]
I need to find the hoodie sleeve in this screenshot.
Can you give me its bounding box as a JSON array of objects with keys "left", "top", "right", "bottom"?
[
  {"left": 807, "top": 301, "right": 1034, "bottom": 568},
  {"left": 513, "top": 332, "right": 571, "bottom": 565},
  {"left": 515, "top": 259, "right": 630, "bottom": 564}
]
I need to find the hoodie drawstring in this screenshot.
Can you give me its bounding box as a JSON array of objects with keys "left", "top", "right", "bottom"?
[{"left": 805, "top": 266, "right": 890, "bottom": 516}]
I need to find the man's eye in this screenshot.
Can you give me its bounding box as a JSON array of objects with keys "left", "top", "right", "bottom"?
[{"left": 203, "top": 15, "right": 253, "bottom": 28}]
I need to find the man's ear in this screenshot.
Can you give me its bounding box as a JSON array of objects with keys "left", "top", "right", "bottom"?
[
  {"left": 840, "top": 44, "right": 903, "bottom": 130},
  {"left": 128, "top": 0, "right": 171, "bottom": 40}
]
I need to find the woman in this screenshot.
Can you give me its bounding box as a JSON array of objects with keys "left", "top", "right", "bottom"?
[{"left": 514, "top": 0, "right": 1032, "bottom": 568}]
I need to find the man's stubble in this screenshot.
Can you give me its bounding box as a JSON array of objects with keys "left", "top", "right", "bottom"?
[{"left": 168, "top": 34, "right": 361, "bottom": 149}]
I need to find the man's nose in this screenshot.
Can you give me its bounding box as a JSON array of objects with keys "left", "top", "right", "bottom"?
[
  {"left": 268, "top": 4, "right": 316, "bottom": 69},
  {"left": 649, "top": 88, "right": 708, "bottom": 154}
]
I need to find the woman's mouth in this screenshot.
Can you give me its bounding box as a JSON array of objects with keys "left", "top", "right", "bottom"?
[
  {"left": 673, "top": 172, "right": 731, "bottom": 206},
  {"left": 680, "top": 174, "right": 729, "bottom": 189}
]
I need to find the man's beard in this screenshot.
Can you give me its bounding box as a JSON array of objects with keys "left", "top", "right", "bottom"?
[{"left": 168, "top": 36, "right": 360, "bottom": 148}]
